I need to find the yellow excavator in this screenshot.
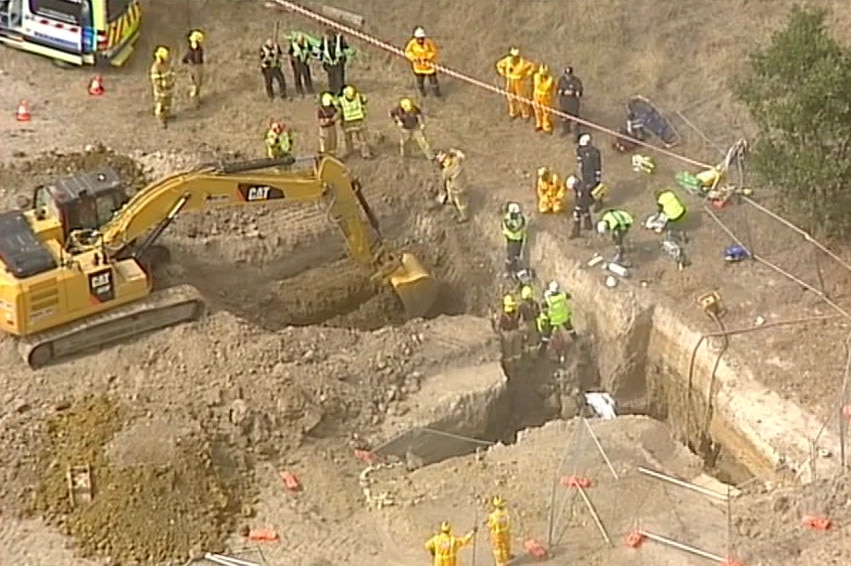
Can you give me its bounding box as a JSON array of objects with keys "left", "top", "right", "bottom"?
[{"left": 0, "top": 155, "right": 438, "bottom": 368}]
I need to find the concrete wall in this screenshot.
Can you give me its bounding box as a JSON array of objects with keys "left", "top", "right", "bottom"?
[{"left": 530, "top": 230, "right": 841, "bottom": 484}]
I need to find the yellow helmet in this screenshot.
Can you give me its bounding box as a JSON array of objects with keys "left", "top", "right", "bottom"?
[
  {"left": 154, "top": 46, "right": 169, "bottom": 61},
  {"left": 502, "top": 294, "right": 517, "bottom": 311},
  {"left": 538, "top": 64, "right": 549, "bottom": 75},
  {"left": 189, "top": 30, "right": 204, "bottom": 45},
  {"left": 492, "top": 495, "right": 506, "bottom": 508},
  {"left": 321, "top": 92, "right": 335, "bottom": 106},
  {"left": 440, "top": 521, "right": 451, "bottom": 534},
  {"left": 400, "top": 98, "right": 414, "bottom": 111},
  {"left": 343, "top": 85, "right": 356, "bottom": 98},
  {"left": 537, "top": 166, "right": 549, "bottom": 178},
  {"left": 508, "top": 47, "right": 520, "bottom": 57},
  {"left": 520, "top": 286, "right": 533, "bottom": 300}
]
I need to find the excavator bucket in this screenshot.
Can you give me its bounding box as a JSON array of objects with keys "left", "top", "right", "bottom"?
[{"left": 389, "top": 253, "right": 440, "bottom": 319}]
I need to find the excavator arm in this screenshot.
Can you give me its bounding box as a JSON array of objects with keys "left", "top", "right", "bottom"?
[
  {"left": 89, "top": 155, "right": 436, "bottom": 317},
  {"left": 93, "top": 156, "right": 374, "bottom": 266}
]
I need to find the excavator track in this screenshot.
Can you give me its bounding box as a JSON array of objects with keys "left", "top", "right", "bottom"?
[{"left": 19, "top": 285, "right": 207, "bottom": 369}]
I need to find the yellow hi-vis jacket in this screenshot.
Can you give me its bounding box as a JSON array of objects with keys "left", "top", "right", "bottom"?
[{"left": 425, "top": 532, "right": 474, "bottom": 566}]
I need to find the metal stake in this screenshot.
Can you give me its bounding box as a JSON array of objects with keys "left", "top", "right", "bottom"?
[
  {"left": 640, "top": 530, "right": 725, "bottom": 563},
  {"left": 576, "top": 485, "right": 611, "bottom": 546},
  {"left": 582, "top": 418, "right": 620, "bottom": 480},
  {"left": 637, "top": 467, "right": 728, "bottom": 501}
]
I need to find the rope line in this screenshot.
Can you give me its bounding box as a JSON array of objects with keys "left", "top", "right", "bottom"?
[{"left": 267, "top": 0, "right": 712, "bottom": 168}]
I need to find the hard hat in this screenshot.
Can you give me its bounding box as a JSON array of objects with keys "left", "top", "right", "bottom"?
[
  {"left": 413, "top": 26, "right": 426, "bottom": 39},
  {"left": 434, "top": 150, "right": 447, "bottom": 162},
  {"left": 503, "top": 294, "right": 517, "bottom": 310},
  {"left": 343, "top": 85, "right": 356, "bottom": 98},
  {"left": 578, "top": 133, "right": 592, "bottom": 147},
  {"left": 566, "top": 175, "right": 579, "bottom": 189},
  {"left": 154, "top": 46, "right": 169, "bottom": 60},
  {"left": 596, "top": 220, "right": 608, "bottom": 234},
  {"left": 492, "top": 495, "right": 506, "bottom": 508},
  {"left": 270, "top": 121, "right": 283, "bottom": 133},
  {"left": 189, "top": 30, "right": 204, "bottom": 44},
  {"left": 520, "top": 286, "right": 533, "bottom": 300},
  {"left": 509, "top": 47, "right": 520, "bottom": 57},
  {"left": 264, "top": 38, "right": 274, "bottom": 47},
  {"left": 563, "top": 66, "right": 574, "bottom": 75},
  {"left": 440, "top": 521, "right": 451, "bottom": 534},
  {"left": 547, "top": 281, "right": 559, "bottom": 294},
  {"left": 321, "top": 92, "right": 335, "bottom": 106},
  {"left": 295, "top": 32, "right": 304, "bottom": 42},
  {"left": 538, "top": 64, "right": 549, "bottom": 74},
  {"left": 507, "top": 202, "right": 521, "bottom": 215},
  {"left": 400, "top": 98, "right": 414, "bottom": 111},
  {"left": 537, "top": 166, "right": 548, "bottom": 178}
]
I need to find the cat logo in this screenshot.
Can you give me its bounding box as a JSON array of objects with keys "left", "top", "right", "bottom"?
[
  {"left": 88, "top": 269, "right": 115, "bottom": 304},
  {"left": 238, "top": 184, "right": 286, "bottom": 202}
]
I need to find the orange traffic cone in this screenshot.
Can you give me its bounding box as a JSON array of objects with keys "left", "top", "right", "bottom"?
[
  {"left": 88, "top": 75, "right": 104, "bottom": 96},
  {"left": 16, "top": 100, "right": 31, "bottom": 122}
]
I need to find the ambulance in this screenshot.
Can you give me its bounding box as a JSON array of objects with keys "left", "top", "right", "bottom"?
[{"left": 0, "top": 0, "right": 142, "bottom": 67}]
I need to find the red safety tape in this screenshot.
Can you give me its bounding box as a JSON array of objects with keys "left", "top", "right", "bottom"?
[{"left": 266, "top": 0, "right": 713, "bottom": 170}]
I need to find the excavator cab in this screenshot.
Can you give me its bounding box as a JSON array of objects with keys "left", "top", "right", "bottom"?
[{"left": 30, "top": 169, "right": 129, "bottom": 246}]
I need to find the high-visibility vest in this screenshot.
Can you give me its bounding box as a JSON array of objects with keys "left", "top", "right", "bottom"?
[
  {"left": 488, "top": 509, "right": 511, "bottom": 535},
  {"left": 657, "top": 190, "right": 685, "bottom": 221},
  {"left": 321, "top": 34, "right": 343, "bottom": 65},
  {"left": 405, "top": 38, "right": 438, "bottom": 74},
  {"left": 533, "top": 73, "right": 554, "bottom": 98},
  {"left": 426, "top": 533, "right": 468, "bottom": 566},
  {"left": 536, "top": 311, "right": 551, "bottom": 334},
  {"left": 601, "top": 209, "right": 633, "bottom": 231},
  {"left": 290, "top": 40, "right": 312, "bottom": 62},
  {"left": 545, "top": 292, "right": 570, "bottom": 326},
  {"left": 502, "top": 214, "right": 526, "bottom": 241},
  {"left": 339, "top": 95, "right": 365, "bottom": 122},
  {"left": 497, "top": 56, "right": 533, "bottom": 81}
]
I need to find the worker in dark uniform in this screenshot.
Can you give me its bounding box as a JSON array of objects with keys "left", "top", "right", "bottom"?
[
  {"left": 556, "top": 67, "right": 583, "bottom": 136},
  {"left": 566, "top": 175, "right": 594, "bottom": 239},
  {"left": 518, "top": 285, "right": 540, "bottom": 354},
  {"left": 576, "top": 133, "right": 604, "bottom": 211},
  {"left": 288, "top": 32, "right": 315, "bottom": 97},
  {"left": 502, "top": 202, "right": 527, "bottom": 277},
  {"left": 496, "top": 294, "right": 523, "bottom": 364},
  {"left": 181, "top": 30, "right": 205, "bottom": 108},
  {"left": 318, "top": 28, "right": 351, "bottom": 95},
  {"left": 260, "top": 38, "right": 287, "bottom": 100}
]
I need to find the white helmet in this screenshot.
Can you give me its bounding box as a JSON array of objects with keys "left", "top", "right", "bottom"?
[
  {"left": 596, "top": 220, "right": 608, "bottom": 234},
  {"left": 507, "top": 202, "right": 521, "bottom": 214},
  {"left": 413, "top": 27, "right": 426, "bottom": 39},
  {"left": 537, "top": 166, "right": 548, "bottom": 178},
  {"left": 578, "top": 133, "right": 591, "bottom": 147},
  {"left": 566, "top": 175, "right": 579, "bottom": 189},
  {"left": 547, "top": 281, "right": 559, "bottom": 294}
]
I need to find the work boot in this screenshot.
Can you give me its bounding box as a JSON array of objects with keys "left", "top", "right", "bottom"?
[{"left": 569, "top": 221, "right": 580, "bottom": 239}]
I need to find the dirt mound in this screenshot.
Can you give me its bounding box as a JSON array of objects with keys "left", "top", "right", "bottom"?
[{"left": 30, "top": 396, "right": 252, "bottom": 564}]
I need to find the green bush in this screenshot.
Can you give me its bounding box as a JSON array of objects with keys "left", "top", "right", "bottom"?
[{"left": 733, "top": 5, "right": 851, "bottom": 239}]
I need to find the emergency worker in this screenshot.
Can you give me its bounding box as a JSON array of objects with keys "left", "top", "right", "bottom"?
[
  {"left": 150, "top": 46, "right": 176, "bottom": 128},
  {"left": 486, "top": 496, "right": 512, "bottom": 566},
  {"left": 425, "top": 521, "right": 477, "bottom": 566},
  {"left": 404, "top": 27, "right": 441, "bottom": 97},
  {"left": 434, "top": 149, "right": 469, "bottom": 223},
  {"left": 544, "top": 281, "right": 575, "bottom": 338},
  {"left": 338, "top": 85, "right": 372, "bottom": 159},
  {"left": 181, "top": 30, "right": 205, "bottom": 108},
  {"left": 319, "top": 28, "right": 352, "bottom": 95},
  {"left": 316, "top": 91, "right": 339, "bottom": 155},
  {"left": 496, "top": 294, "right": 523, "bottom": 363},
  {"left": 260, "top": 38, "right": 287, "bottom": 99},
  {"left": 502, "top": 202, "right": 527, "bottom": 276},
  {"left": 518, "top": 286, "right": 540, "bottom": 352},
  {"left": 597, "top": 209, "right": 634, "bottom": 265},
  {"left": 265, "top": 120, "right": 294, "bottom": 160},
  {"left": 535, "top": 308, "right": 553, "bottom": 356},
  {"left": 566, "top": 175, "right": 594, "bottom": 239},
  {"left": 288, "top": 32, "right": 315, "bottom": 97},
  {"left": 495, "top": 47, "right": 535, "bottom": 119},
  {"left": 532, "top": 64, "right": 555, "bottom": 133},
  {"left": 576, "top": 133, "right": 604, "bottom": 211},
  {"left": 390, "top": 98, "right": 433, "bottom": 159},
  {"left": 556, "top": 67, "right": 583, "bottom": 136},
  {"left": 536, "top": 167, "right": 566, "bottom": 214},
  {"left": 655, "top": 189, "right": 687, "bottom": 240}
]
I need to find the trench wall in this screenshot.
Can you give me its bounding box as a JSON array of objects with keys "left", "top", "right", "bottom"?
[{"left": 530, "top": 230, "right": 841, "bottom": 484}]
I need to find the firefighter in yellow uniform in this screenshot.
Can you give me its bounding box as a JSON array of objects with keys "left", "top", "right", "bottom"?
[
  {"left": 536, "top": 167, "right": 566, "bottom": 213},
  {"left": 338, "top": 85, "right": 372, "bottom": 159},
  {"left": 265, "top": 121, "right": 294, "bottom": 161},
  {"left": 486, "top": 496, "right": 512, "bottom": 566},
  {"left": 150, "top": 46, "right": 176, "bottom": 128},
  {"left": 532, "top": 64, "right": 555, "bottom": 133},
  {"left": 495, "top": 47, "right": 535, "bottom": 119},
  {"left": 425, "top": 521, "right": 477, "bottom": 566}
]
